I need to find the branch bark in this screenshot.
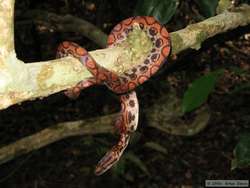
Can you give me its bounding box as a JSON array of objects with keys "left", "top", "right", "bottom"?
[
  {"left": 0, "top": 2, "right": 249, "bottom": 110},
  {"left": 18, "top": 10, "right": 108, "bottom": 47},
  {"left": 0, "top": 114, "right": 115, "bottom": 165},
  {"left": 0, "top": 91, "right": 210, "bottom": 165}
]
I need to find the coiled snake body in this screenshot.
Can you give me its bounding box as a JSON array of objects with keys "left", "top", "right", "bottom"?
[{"left": 57, "top": 16, "right": 170, "bottom": 175}]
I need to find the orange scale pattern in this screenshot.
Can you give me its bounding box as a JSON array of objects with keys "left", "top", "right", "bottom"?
[{"left": 56, "top": 16, "right": 170, "bottom": 175}]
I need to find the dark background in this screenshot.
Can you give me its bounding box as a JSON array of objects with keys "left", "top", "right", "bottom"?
[{"left": 0, "top": 0, "right": 249, "bottom": 187}]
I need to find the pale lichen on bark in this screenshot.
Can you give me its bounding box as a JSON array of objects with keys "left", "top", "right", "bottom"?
[
  {"left": 115, "top": 23, "right": 153, "bottom": 74},
  {"left": 0, "top": 0, "right": 14, "bottom": 57}
]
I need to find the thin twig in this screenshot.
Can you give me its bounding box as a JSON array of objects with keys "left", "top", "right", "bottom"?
[{"left": 19, "top": 10, "right": 108, "bottom": 48}]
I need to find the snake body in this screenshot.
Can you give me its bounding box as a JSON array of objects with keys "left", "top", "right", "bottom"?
[{"left": 57, "top": 16, "right": 170, "bottom": 175}]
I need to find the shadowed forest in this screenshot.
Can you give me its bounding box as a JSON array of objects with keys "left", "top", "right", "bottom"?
[{"left": 0, "top": 0, "right": 250, "bottom": 187}]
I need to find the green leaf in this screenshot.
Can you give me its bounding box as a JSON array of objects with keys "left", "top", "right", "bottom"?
[
  {"left": 144, "top": 142, "right": 168, "bottom": 155},
  {"left": 231, "top": 133, "right": 250, "bottom": 170},
  {"left": 124, "top": 152, "right": 150, "bottom": 176},
  {"left": 194, "top": 0, "right": 219, "bottom": 17},
  {"left": 134, "top": 0, "right": 178, "bottom": 24},
  {"left": 182, "top": 69, "right": 224, "bottom": 113}
]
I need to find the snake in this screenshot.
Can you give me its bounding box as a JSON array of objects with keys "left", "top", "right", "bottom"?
[{"left": 56, "top": 16, "right": 170, "bottom": 175}]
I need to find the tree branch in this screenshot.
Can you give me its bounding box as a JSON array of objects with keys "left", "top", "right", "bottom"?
[
  {"left": 18, "top": 10, "right": 108, "bottom": 47},
  {"left": 0, "top": 0, "right": 15, "bottom": 58},
  {"left": 171, "top": 4, "right": 250, "bottom": 54},
  {"left": 0, "top": 91, "right": 210, "bottom": 165},
  {"left": 0, "top": 114, "right": 115, "bottom": 165},
  {"left": 0, "top": 1, "right": 250, "bottom": 110}
]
